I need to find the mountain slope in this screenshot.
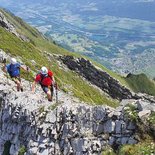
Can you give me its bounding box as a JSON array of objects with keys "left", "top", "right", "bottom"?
[
  {"left": 125, "top": 73, "right": 155, "bottom": 96},
  {"left": 0, "top": 61, "right": 155, "bottom": 155},
  {"left": 1, "top": 8, "right": 155, "bottom": 106},
  {"left": 2, "top": 1, "right": 155, "bottom": 77},
  {"left": 0, "top": 8, "right": 119, "bottom": 106}
]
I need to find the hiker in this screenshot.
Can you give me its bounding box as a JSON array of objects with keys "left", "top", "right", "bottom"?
[
  {"left": 3, "top": 58, "right": 29, "bottom": 91},
  {"left": 31, "top": 66, "right": 56, "bottom": 101}
]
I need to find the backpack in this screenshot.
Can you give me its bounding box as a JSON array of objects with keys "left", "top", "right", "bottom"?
[
  {"left": 8, "top": 63, "right": 20, "bottom": 77},
  {"left": 39, "top": 70, "right": 53, "bottom": 86}
]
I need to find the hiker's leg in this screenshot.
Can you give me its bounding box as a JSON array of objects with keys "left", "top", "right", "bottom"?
[
  {"left": 15, "top": 77, "right": 23, "bottom": 91},
  {"left": 14, "top": 78, "right": 21, "bottom": 91},
  {"left": 47, "top": 86, "right": 53, "bottom": 101},
  {"left": 47, "top": 90, "right": 52, "bottom": 101},
  {"left": 42, "top": 86, "right": 52, "bottom": 101},
  {"left": 19, "top": 80, "right": 23, "bottom": 92}
]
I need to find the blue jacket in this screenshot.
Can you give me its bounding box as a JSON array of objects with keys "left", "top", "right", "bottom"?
[{"left": 6, "top": 63, "right": 21, "bottom": 77}]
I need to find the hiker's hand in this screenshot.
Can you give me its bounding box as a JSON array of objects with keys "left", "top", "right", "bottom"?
[
  {"left": 2, "top": 58, "right": 6, "bottom": 64},
  {"left": 31, "top": 82, "right": 36, "bottom": 93}
]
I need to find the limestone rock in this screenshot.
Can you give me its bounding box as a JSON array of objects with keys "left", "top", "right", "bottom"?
[
  {"left": 138, "top": 110, "right": 151, "bottom": 118},
  {"left": 103, "top": 120, "right": 115, "bottom": 133},
  {"left": 136, "top": 100, "right": 150, "bottom": 111},
  {"left": 0, "top": 50, "right": 155, "bottom": 155}
]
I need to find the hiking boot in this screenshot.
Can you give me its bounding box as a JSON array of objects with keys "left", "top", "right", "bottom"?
[{"left": 21, "top": 88, "right": 23, "bottom": 92}]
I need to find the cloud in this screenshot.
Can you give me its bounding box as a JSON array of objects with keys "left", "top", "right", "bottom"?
[{"left": 134, "top": 0, "right": 155, "bottom": 3}]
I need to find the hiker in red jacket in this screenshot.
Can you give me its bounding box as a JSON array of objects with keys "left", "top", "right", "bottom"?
[{"left": 32, "top": 66, "right": 56, "bottom": 101}]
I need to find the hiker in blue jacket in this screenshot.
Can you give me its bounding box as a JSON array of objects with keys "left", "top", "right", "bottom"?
[{"left": 3, "top": 58, "right": 29, "bottom": 91}]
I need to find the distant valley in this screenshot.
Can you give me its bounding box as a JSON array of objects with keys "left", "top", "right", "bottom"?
[{"left": 1, "top": 0, "right": 155, "bottom": 77}]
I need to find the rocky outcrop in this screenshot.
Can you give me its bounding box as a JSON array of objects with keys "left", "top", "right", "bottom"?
[
  {"left": 1, "top": 88, "right": 155, "bottom": 155},
  {"left": 0, "top": 54, "right": 155, "bottom": 154},
  {"left": 60, "top": 56, "right": 133, "bottom": 100},
  {"left": 0, "top": 11, "right": 29, "bottom": 41}
]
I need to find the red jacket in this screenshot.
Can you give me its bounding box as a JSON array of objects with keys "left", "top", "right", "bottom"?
[{"left": 35, "top": 70, "right": 53, "bottom": 86}]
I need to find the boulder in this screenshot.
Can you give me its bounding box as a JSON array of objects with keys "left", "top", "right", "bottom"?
[
  {"left": 136, "top": 100, "right": 150, "bottom": 111},
  {"left": 138, "top": 110, "right": 151, "bottom": 118},
  {"left": 103, "top": 120, "right": 115, "bottom": 133}
]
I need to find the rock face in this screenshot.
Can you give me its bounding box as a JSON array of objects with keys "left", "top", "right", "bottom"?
[
  {"left": 0, "top": 10, "right": 29, "bottom": 41},
  {"left": 0, "top": 93, "right": 135, "bottom": 155},
  {"left": 0, "top": 55, "right": 155, "bottom": 155},
  {"left": 0, "top": 49, "right": 155, "bottom": 155},
  {"left": 60, "top": 56, "right": 133, "bottom": 100},
  {"left": 1, "top": 91, "right": 155, "bottom": 155}
]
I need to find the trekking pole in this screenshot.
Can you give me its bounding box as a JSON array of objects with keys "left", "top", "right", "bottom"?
[
  {"left": 26, "top": 66, "right": 31, "bottom": 91},
  {"left": 2, "top": 58, "right": 9, "bottom": 84},
  {"left": 55, "top": 83, "right": 58, "bottom": 103}
]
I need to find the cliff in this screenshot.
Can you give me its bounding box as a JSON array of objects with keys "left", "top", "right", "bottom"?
[{"left": 60, "top": 55, "right": 133, "bottom": 100}]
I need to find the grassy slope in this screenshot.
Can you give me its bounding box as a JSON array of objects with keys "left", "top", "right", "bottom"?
[
  {"left": 101, "top": 140, "right": 155, "bottom": 155},
  {"left": 125, "top": 73, "right": 155, "bottom": 96},
  {"left": 0, "top": 9, "right": 130, "bottom": 86},
  {"left": 118, "top": 139, "right": 155, "bottom": 155},
  {"left": 0, "top": 9, "right": 70, "bottom": 55},
  {"left": 0, "top": 9, "right": 118, "bottom": 107}
]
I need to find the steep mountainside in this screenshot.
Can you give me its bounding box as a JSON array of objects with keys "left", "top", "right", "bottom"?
[
  {"left": 0, "top": 8, "right": 155, "bottom": 155},
  {"left": 1, "top": 8, "right": 155, "bottom": 105},
  {"left": 0, "top": 50, "right": 155, "bottom": 155}
]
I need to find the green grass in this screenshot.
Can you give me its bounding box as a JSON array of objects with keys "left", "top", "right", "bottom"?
[
  {"left": 148, "top": 112, "right": 155, "bottom": 124},
  {"left": 18, "top": 146, "right": 26, "bottom": 155},
  {"left": 118, "top": 140, "right": 155, "bottom": 155},
  {"left": 125, "top": 73, "right": 155, "bottom": 96},
  {"left": 101, "top": 139, "right": 155, "bottom": 155},
  {"left": 102, "top": 147, "right": 116, "bottom": 155}
]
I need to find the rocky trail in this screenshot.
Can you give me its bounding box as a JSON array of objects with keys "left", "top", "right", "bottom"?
[{"left": 0, "top": 50, "right": 155, "bottom": 155}]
